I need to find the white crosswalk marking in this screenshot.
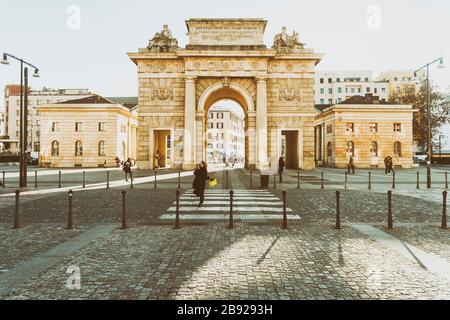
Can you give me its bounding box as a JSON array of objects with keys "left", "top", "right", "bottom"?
[{"left": 160, "top": 189, "right": 300, "bottom": 222}]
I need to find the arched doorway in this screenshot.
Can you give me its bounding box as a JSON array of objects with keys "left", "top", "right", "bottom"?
[
  {"left": 206, "top": 99, "right": 246, "bottom": 169},
  {"left": 196, "top": 81, "right": 256, "bottom": 169}
]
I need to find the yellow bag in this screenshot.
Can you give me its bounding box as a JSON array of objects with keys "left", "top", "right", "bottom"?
[{"left": 208, "top": 177, "right": 218, "bottom": 188}]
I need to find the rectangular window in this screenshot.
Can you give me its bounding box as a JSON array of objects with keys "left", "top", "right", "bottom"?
[
  {"left": 369, "top": 123, "right": 378, "bottom": 133},
  {"left": 326, "top": 125, "right": 332, "bottom": 133},
  {"left": 75, "top": 122, "right": 82, "bottom": 132},
  {"left": 328, "top": 88, "right": 333, "bottom": 94},
  {"left": 320, "top": 99, "right": 324, "bottom": 104},
  {"left": 393, "top": 123, "right": 402, "bottom": 132},
  {"left": 374, "top": 88, "right": 378, "bottom": 94},
  {"left": 217, "top": 123, "right": 223, "bottom": 129},
  {"left": 320, "top": 88, "right": 325, "bottom": 94},
  {"left": 337, "top": 87, "right": 342, "bottom": 93},
  {"left": 208, "top": 122, "right": 214, "bottom": 129},
  {"left": 337, "top": 98, "right": 342, "bottom": 103},
  {"left": 382, "top": 88, "right": 386, "bottom": 93},
  {"left": 99, "top": 122, "right": 106, "bottom": 132},
  {"left": 328, "top": 78, "right": 332, "bottom": 84},
  {"left": 336, "top": 78, "right": 340, "bottom": 82},
  {"left": 328, "top": 99, "right": 332, "bottom": 104},
  {"left": 346, "top": 123, "right": 354, "bottom": 133},
  {"left": 217, "top": 113, "right": 224, "bottom": 119},
  {"left": 209, "top": 113, "right": 213, "bottom": 119},
  {"left": 34, "top": 142, "right": 40, "bottom": 152},
  {"left": 52, "top": 122, "right": 58, "bottom": 132},
  {"left": 320, "top": 78, "right": 324, "bottom": 84},
  {"left": 351, "top": 88, "right": 355, "bottom": 93},
  {"left": 366, "top": 87, "right": 371, "bottom": 93}
]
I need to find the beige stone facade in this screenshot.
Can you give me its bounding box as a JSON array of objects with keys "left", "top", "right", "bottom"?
[
  {"left": 128, "top": 18, "right": 323, "bottom": 170},
  {"left": 315, "top": 97, "right": 415, "bottom": 169},
  {"left": 37, "top": 96, "right": 137, "bottom": 168}
]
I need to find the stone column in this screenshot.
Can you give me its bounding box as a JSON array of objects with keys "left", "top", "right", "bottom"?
[
  {"left": 256, "top": 77, "right": 268, "bottom": 169},
  {"left": 183, "top": 76, "right": 197, "bottom": 170}
]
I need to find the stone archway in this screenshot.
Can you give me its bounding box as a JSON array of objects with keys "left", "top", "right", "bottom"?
[{"left": 195, "top": 81, "right": 257, "bottom": 169}]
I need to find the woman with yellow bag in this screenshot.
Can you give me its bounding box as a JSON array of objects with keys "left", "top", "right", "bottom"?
[{"left": 192, "top": 161, "right": 215, "bottom": 207}]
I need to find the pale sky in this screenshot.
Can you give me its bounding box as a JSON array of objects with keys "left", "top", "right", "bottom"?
[{"left": 1, "top": 0, "right": 450, "bottom": 142}]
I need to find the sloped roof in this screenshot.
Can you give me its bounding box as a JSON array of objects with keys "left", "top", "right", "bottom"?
[
  {"left": 339, "top": 94, "right": 392, "bottom": 105},
  {"left": 106, "top": 97, "right": 138, "bottom": 110},
  {"left": 56, "top": 95, "right": 114, "bottom": 104}
]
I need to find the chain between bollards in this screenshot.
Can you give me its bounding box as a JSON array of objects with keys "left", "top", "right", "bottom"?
[
  {"left": 335, "top": 190, "right": 341, "bottom": 229},
  {"left": 58, "top": 171, "right": 62, "bottom": 188},
  {"left": 368, "top": 171, "right": 371, "bottom": 190},
  {"left": 282, "top": 190, "right": 288, "bottom": 229},
  {"left": 175, "top": 189, "right": 181, "bottom": 229},
  {"left": 387, "top": 190, "right": 393, "bottom": 229},
  {"left": 66, "top": 190, "right": 74, "bottom": 229},
  {"left": 13, "top": 190, "right": 20, "bottom": 229},
  {"left": 228, "top": 190, "right": 234, "bottom": 229},
  {"left": 442, "top": 190, "right": 448, "bottom": 229},
  {"left": 121, "top": 191, "right": 127, "bottom": 229}
]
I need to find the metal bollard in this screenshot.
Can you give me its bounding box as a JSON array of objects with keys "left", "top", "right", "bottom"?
[
  {"left": 82, "top": 171, "right": 86, "bottom": 189},
  {"left": 130, "top": 176, "right": 134, "bottom": 189},
  {"left": 175, "top": 189, "right": 181, "bottom": 229},
  {"left": 368, "top": 172, "right": 371, "bottom": 190},
  {"left": 416, "top": 172, "right": 420, "bottom": 189},
  {"left": 58, "top": 171, "right": 62, "bottom": 188},
  {"left": 250, "top": 170, "right": 253, "bottom": 189},
  {"left": 154, "top": 171, "right": 157, "bottom": 189},
  {"left": 297, "top": 171, "right": 300, "bottom": 189},
  {"left": 66, "top": 190, "right": 74, "bottom": 229},
  {"left": 2, "top": 171, "right": 5, "bottom": 188},
  {"left": 392, "top": 171, "right": 396, "bottom": 189},
  {"left": 335, "top": 190, "right": 341, "bottom": 229},
  {"left": 178, "top": 171, "right": 181, "bottom": 189},
  {"left": 228, "top": 190, "right": 234, "bottom": 229},
  {"left": 442, "top": 190, "right": 448, "bottom": 229},
  {"left": 107, "top": 171, "right": 110, "bottom": 189},
  {"left": 445, "top": 172, "right": 448, "bottom": 190},
  {"left": 321, "top": 172, "right": 324, "bottom": 190},
  {"left": 121, "top": 191, "right": 127, "bottom": 229},
  {"left": 344, "top": 172, "right": 348, "bottom": 189},
  {"left": 282, "top": 190, "right": 288, "bottom": 229},
  {"left": 13, "top": 190, "right": 20, "bottom": 229},
  {"left": 387, "top": 190, "right": 393, "bottom": 229},
  {"left": 35, "top": 170, "right": 38, "bottom": 188}
]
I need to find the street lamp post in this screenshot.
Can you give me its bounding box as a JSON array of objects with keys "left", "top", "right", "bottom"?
[
  {"left": 414, "top": 57, "right": 445, "bottom": 189},
  {"left": 1, "top": 53, "right": 40, "bottom": 188}
]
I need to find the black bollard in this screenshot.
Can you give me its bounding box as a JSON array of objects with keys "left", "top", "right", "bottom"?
[
  {"left": 250, "top": 171, "right": 253, "bottom": 189},
  {"left": 66, "top": 190, "right": 74, "bottom": 229},
  {"left": 34, "top": 170, "right": 38, "bottom": 188},
  {"left": 387, "top": 191, "right": 393, "bottom": 229},
  {"left": 321, "top": 172, "right": 324, "bottom": 190},
  {"left": 58, "top": 171, "right": 62, "bottom": 188},
  {"left": 446, "top": 172, "right": 448, "bottom": 190},
  {"left": 154, "top": 171, "right": 157, "bottom": 189},
  {"left": 121, "top": 191, "right": 127, "bottom": 229},
  {"left": 335, "top": 190, "right": 341, "bottom": 229},
  {"left": 175, "top": 189, "right": 181, "bottom": 229},
  {"left": 442, "top": 190, "right": 448, "bottom": 229},
  {"left": 228, "top": 190, "right": 234, "bottom": 229},
  {"left": 282, "top": 190, "right": 288, "bottom": 229},
  {"left": 2, "top": 171, "right": 4, "bottom": 188},
  {"left": 368, "top": 171, "right": 371, "bottom": 190},
  {"left": 107, "top": 171, "right": 110, "bottom": 189},
  {"left": 344, "top": 172, "right": 348, "bottom": 189},
  {"left": 130, "top": 176, "right": 134, "bottom": 189},
  {"left": 416, "top": 172, "right": 420, "bottom": 189},
  {"left": 178, "top": 171, "right": 181, "bottom": 189},
  {"left": 297, "top": 171, "right": 300, "bottom": 189},
  {"left": 82, "top": 171, "right": 86, "bottom": 189},
  {"left": 13, "top": 190, "right": 20, "bottom": 229},
  {"left": 392, "top": 171, "right": 396, "bottom": 189}
]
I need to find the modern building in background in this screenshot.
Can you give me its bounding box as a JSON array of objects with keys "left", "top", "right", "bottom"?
[
  {"left": 376, "top": 70, "right": 419, "bottom": 97},
  {"left": 206, "top": 105, "right": 245, "bottom": 164},
  {"left": 2, "top": 85, "right": 94, "bottom": 153},
  {"left": 37, "top": 95, "right": 138, "bottom": 168},
  {"left": 315, "top": 94, "right": 415, "bottom": 169}
]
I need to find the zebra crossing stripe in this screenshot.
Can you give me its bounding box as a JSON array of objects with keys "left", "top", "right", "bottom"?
[
  {"left": 175, "top": 201, "right": 284, "bottom": 205},
  {"left": 167, "top": 207, "right": 293, "bottom": 212}
]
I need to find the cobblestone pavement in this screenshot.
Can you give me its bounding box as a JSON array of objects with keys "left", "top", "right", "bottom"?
[
  {"left": 0, "top": 168, "right": 449, "bottom": 300},
  {"left": 1, "top": 225, "right": 449, "bottom": 300}
]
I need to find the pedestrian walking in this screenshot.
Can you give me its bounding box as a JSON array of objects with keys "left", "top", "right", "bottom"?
[
  {"left": 347, "top": 156, "right": 355, "bottom": 174},
  {"left": 115, "top": 156, "right": 121, "bottom": 168},
  {"left": 193, "top": 161, "right": 210, "bottom": 207},
  {"left": 384, "top": 156, "right": 390, "bottom": 175},
  {"left": 278, "top": 156, "right": 285, "bottom": 183},
  {"left": 123, "top": 157, "right": 134, "bottom": 182},
  {"left": 388, "top": 156, "right": 394, "bottom": 176}
]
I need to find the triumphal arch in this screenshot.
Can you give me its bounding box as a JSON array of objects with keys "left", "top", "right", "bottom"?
[{"left": 128, "top": 19, "right": 323, "bottom": 170}]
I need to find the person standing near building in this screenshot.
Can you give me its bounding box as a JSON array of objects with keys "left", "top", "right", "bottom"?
[
  {"left": 348, "top": 156, "right": 355, "bottom": 174},
  {"left": 193, "top": 161, "right": 209, "bottom": 207},
  {"left": 278, "top": 156, "right": 285, "bottom": 183},
  {"left": 123, "top": 157, "right": 134, "bottom": 182},
  {"left": 384, "top": 156, "right": 390, "bottom": 175},
  {"left": 388, "top": 156, "right": 394, "bottom": 176}
]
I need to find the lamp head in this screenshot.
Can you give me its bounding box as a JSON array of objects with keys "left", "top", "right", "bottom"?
[
  {"left": 1, "top": 53, "right": 9, "bottom": 65},
  {"left": 438, "top": 58, "right": 445, "bottom": 69},
  {"left": 33, "top": 68, "right": 40, "bottom": 78}
]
